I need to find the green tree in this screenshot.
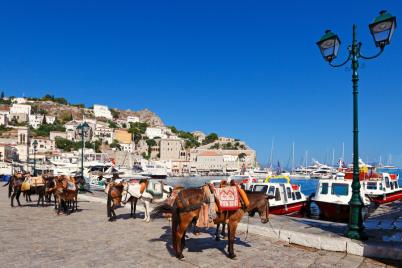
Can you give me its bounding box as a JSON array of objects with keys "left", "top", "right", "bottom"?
[
  {"left": 108, "top": 120, "right": 118, "bottom": 129},
  {"left": 203, "top": 133, "right": 218, "bottom": 145},
  {"left": 238, "top": 153, "right": 247, "bottom": 162},
  {"left": 110, "top": 139, "right": 121, "bottom": 150},
  {"left": 110, "top": 109, "right": 120, "bottom": 119}
]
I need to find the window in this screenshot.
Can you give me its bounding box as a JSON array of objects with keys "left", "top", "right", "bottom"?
[
  {"left": 385, "top": 177, "right": 390, "bottom": 188},
  {"left": 291, "top": 192, "right": 296, "bottom": 200},
  {"left": 295, "top": 192, "right": 302, "bottom": 200},
  {"left": 253, "top": 185, "right": 268, "bottom": 193},
  {"left": 366, "top": 182, "right": 377, "bottom": 190},
  {"left": 379, "top": 183, "right": 383, "bottom": 190},
  {"left": 286, "top": 187, "right": 292, "bottom": 199},
  {"left": 331, "top": 183, "right": 349, "bottom": 196},
  {"left": 268, "top": 186, "right": 275, "bottom": 196},
  {"left": 321, "top": 183, "right": 329, "bottom": 194},
  {"left": 275, "top": 189, "right": 281, "bottom": 201}
]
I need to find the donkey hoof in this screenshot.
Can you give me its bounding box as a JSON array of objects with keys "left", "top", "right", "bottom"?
[
  {"left": 228, "top": 253, "right": 237, "bottom": 259},
  {"left": 177, "top": 254, "right": 184, "bottom": 260}
]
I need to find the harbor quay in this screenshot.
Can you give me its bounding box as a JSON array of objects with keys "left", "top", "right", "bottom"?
[{"left": 0, "top": 187, "right": 399, "bottom": 268}]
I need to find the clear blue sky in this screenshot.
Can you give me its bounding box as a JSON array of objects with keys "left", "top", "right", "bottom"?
[{"left": 1, "top": 1, "right": 401, "bottom": 167}]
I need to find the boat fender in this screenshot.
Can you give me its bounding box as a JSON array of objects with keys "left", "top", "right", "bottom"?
[{"left": 237, "top": 185, "right": 250, "bottom": 209}]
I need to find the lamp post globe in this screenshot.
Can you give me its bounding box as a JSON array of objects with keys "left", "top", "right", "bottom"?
[
  {"left": 369, "top": 10, "right": 397, "bottom": 48},
  {"left": 33, "top": 140, "right": 38, "bottom": 176},
  {"left": 316, "top": 30, "right": 341, "bottom": 62}
]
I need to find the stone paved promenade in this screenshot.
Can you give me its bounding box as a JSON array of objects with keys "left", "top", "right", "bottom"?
[{"left": 0, "top": 187, "right": 398, "bottom": 268}]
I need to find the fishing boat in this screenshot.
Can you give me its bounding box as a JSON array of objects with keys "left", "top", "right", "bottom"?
[
  {"left": 250, "top": 177, "right": 307, "bottom": 215},
  {"left": 360, "top": 173, "right": 402, "bottom": 204},
  {"left": 312, "top": 177, "right": 371, "bottom": 222}
]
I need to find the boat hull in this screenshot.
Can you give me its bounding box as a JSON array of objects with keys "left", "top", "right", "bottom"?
[
  {"left": 314, "top": 201, "right": 350, "bottom": 222},
  {"left": 269, "top": 201, "right": 307, "bottom": 215},
  {"left": 367, "top": 189, "right": 402, "bottom": 204}
]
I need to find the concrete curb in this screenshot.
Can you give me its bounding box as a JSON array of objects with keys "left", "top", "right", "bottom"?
[{"left": 237, "top": 222, "right": 402, "bottom": 261}]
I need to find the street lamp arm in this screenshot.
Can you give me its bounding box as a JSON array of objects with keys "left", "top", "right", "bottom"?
[
  {"left": 328, "top": 52, "right": 352, "bottom": 68},
  {"left": 358, "top": 45, "right": 385, "bottom": 60}
]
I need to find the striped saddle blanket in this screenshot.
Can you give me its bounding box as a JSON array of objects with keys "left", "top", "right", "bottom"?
[
  {"left": 213, "top": 186, "right": 240, "bottom": 211},
  {"left": 28, "top": 177, "right": 45, "bottom": 186}
]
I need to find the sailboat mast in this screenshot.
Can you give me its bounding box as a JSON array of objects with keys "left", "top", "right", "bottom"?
[
  {"left": 269, "top": 138, "right": 274, "bottom": 169},
  {"left": 292, "top": 142, "right": 295, "bottom": 172},
  {"left": 342, "top": 142, "right": 345, "bottom": 160},
  {"left": 332, "top": 149, "right": 335, "bottom": 167}
]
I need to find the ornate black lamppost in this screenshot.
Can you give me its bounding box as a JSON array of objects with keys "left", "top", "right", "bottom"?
[
  {"left": 316, "top": 10, "right": 397, "bottom": 240},
  {"left": 77, "top": 122, "right": 89, "bottom": 178},
  {"left": 32, "top": 140, "right": 38, "bottom": 176}
]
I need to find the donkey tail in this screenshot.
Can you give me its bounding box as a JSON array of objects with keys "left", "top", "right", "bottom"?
[
  {"left": 8, "top": 180, "right": 12, "bottom": 198},
  {"left": 150, "top": 203, "right": 173, "bottom": 219},
  {"left": 107, "top": 193, "right": 112, "bottom": 218},
  {"left": 3, "top": 181, "right": 10, "bottom": 187}
]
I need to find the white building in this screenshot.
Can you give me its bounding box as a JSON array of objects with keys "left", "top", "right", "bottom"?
[
  {"left": 146, "top": 127, "right": 167, "bottom": 139},
  {"left": 13, "top": 97, "right": 28, "bottom": 104},
  {"left": 45, "top": 115, "right": 56, "bottom": 124},
  {"left": 10, "top": 104, "right": 31, "bottom": 115},
  {"left": 127, "top": 116, "right": 140, "bottom": 124},
  {"left": 94, "top": 123, "right": 114, "bottom": 144},
  {"left": 93, "top": 104, "right": 113, "bottom": 120},
  {"left": 0, "top": 114, "right": 8, "bottom": 126},
  {"left": 119, "top": 143, "right": 134, "bottom": 153},
  {"left": 30, "top": 137, "right": 55, "bottom": 154},
  {"left": 29, "top": 114, "right": 44, "bottom": 129}
]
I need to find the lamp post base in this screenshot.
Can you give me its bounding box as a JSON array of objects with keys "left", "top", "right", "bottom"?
[{"left": 346, "top": 228, "right": 367, "bottom": 240}]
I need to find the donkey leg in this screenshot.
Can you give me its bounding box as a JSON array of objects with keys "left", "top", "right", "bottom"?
[
  {"left": 176, "top": 217, "right": 192, "bottom": 259},
  {"left": 215, "top": 223, "right": 221, "bottom": 241},
  {"left": 11, "top": 192, "right": 15, "bottom": 207},
  {"left": 143, "top": 200, "right": 151, "bottom": 222},
  {"left": 227, "top": 222, "right": 238, "bottom": 259},
  {"left": 16, "top": 191, "right": 22, "bottom": 206},
  {"left": 221, "top": 223, "right": 226, "bottom": 238},
  {"left": 133, "top": 198, "right": 137, "bottom": 219}
]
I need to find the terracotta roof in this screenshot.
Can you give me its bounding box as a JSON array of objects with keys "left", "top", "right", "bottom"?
[{"left": 198, "top": 151, "right": 220, "bottom": 157}]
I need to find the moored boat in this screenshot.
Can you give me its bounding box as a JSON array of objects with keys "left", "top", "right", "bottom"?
[
  {"left": 250, "top": 178, "right": 307, "bottom": 215},
  {"left": 361, "top": 173, "right": 402, "bottom": 204},
  {"left": 312, "top": 178, "right": 371, "bottom": 222}
]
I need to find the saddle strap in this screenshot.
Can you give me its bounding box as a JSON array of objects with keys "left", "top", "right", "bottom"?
[{"left": 178, "top": 191, "right": 189, "bottom": 208}]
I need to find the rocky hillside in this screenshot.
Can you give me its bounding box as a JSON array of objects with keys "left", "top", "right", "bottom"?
[{"left": 30, "top": 100, "right": 164, "bottom": 126}]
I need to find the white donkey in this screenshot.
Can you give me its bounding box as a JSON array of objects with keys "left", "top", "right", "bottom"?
[{"left": 120, "top": 180, "right": 172, "bottom": 222}]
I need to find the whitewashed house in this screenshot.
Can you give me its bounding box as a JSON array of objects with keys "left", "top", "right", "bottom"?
[
  {"left": 127, "top": 116, "right": 140, "bottom": 125},
  {"left": 145, "top": 127, "right": 167, "bottom": 139},
  {"left": 93, "top": 104, "right": 113, "bottom": 120},
  {"left": 29, "top": 114, "right": 44, "bottom": 129}
]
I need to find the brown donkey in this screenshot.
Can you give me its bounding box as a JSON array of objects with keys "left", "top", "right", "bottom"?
[{"left": 170, "top": 186, "right": 269, "bottom": 259}]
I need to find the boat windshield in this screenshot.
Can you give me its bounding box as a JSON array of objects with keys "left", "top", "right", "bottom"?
[
  {"left": 331, "top": 183, "right": 349, "bottom": 196},
  {"left": 321, "top": 183, "right": 329, "bottom": 194},
  {"left": 253, "top": 185, "right": 268, "bottom": 193},
  {"left": 268, "top": 186, "right": 275, "bottom": 196},
  {"left": 366, "top": 182, "right": 377, "bottom": 190}
]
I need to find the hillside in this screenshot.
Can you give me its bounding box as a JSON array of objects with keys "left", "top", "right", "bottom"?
[{"left": 29, "top": 100, "right": 164, "bottom": 126}]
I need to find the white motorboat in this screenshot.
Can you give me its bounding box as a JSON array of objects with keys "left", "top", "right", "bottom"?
[{"left": 250, "top": 179, "right": 307, "bottom": 215}]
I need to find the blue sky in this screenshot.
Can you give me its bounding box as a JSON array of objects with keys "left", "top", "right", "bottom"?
[{"left": 1, "top": 1, "right": 401, "bottom": 167}]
